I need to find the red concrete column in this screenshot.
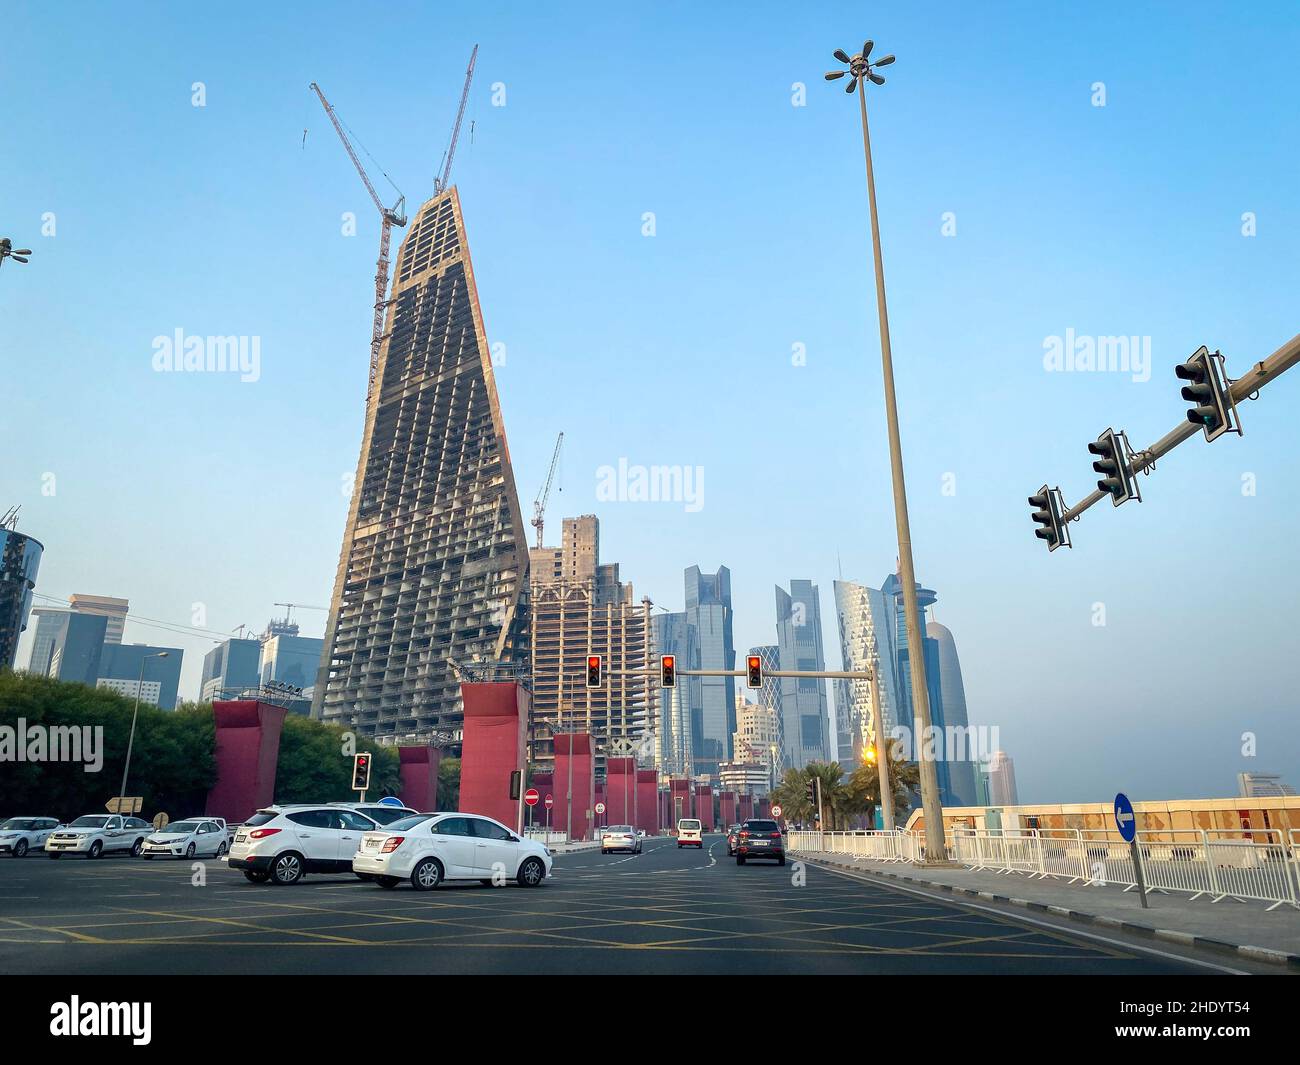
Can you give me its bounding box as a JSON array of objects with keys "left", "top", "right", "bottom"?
[
  {"left": 695, "top": 785, "right": 714, "bottom": 831},
  {"left": 718, "top": 791, "right": 737, "bottom": 827},
  {"left": 669, "top": 777, "right": 692, "bottom": 826},
  {"left": 757, "top": 796, "right": 772, "bottom": 818},
  {"left": 553, "top": 733, "right": 594, "bottom": 841},
  {"left": 738, "top": 793, "right": 755, "bottom": 821},
  {"left": 459, "top": 682, "right": 528, "bottom": 830},
  {"left": 205, "top": 700, "right": 289, "bottom": 825},
  {"left": 397, "top": 746, "right": 442, "bottom": 812},
  {"left": 635, "top": 769, "right": 658, "bottom": 834},
  {"left": 606, "top": 757, "right": 635, "bottom": 826}
]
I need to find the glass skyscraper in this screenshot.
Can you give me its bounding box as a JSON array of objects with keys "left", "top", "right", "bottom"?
[
  {"left": 0, "top": 528, "right": 42, "bottom": 670},
  {"left": 684, "top": 566, "right": 736, "bottom": 779},
  {"left": 832, "top": 579, "right": 901, "bottom": 765},
  {"left": 775, "top": 580, "right": 830, "bottom": 769}
]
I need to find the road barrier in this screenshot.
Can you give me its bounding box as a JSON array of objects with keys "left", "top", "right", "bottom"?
[{"left": 789, "top": 827, "right": 1300, "bottom": 910}]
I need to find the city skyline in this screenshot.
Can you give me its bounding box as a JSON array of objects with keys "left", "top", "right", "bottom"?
[{"left": 4, "top": 4, "right": 1299, "bottom": 804}]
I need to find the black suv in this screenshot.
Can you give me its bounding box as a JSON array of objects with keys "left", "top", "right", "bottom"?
[{"left": 735, "top": 818, "right": 785, "bottom": 865}]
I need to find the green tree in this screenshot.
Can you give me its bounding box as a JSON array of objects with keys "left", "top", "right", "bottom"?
[
  {"left": 273, "top": 715, "right": 399, "bottom": 804},
  {"left": 770, "top": 761, "right": 854, "bottom": 829},
  {"left": 846, "top": 743, "right": 921, "bottom": 829},
  {"left": 437, "top": 756, "right": 461, "bottom": 811}
]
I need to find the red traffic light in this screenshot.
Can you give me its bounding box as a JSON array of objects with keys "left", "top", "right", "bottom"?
[
  {"left": 746, "top": 654, "right": 763, "bottom": 690},
  {"left": 660, "top": 654, "right": 676, "bottom": 688},
  {"left": 585, "top": 654, "right": 603, "bottom": 688}
]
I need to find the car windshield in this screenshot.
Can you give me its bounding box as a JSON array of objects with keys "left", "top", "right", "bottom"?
[
  {"left": 1, "top": 819, "right": 39, "bottom": 830},
  {"left": 70, "top": 816, "right": 109, "bottom": 828},
  {"left": 679, "top": 820, "right": 701, "bottom": 830},
  {"left": 383, "top": 814, "right": 434, "bottom": 831},
  {"left": 162, "top": 822, "right": 200, "bottom": 834},
  {"left": 243, "top": 810, "right": 279, "bottom": 827},
  {"left": 606, "top": 825, "right": 633, "bottom": 834}
]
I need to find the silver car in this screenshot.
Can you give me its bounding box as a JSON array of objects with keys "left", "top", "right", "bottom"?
[
  {"left": 0, "top": 817, "right": 63, "bottom": 857},
  {"left": 142, "top": 818, "right": 230, "bottom": 859},
  {"left": 600, "top": 825, "right": 642, "bottom": 854}
]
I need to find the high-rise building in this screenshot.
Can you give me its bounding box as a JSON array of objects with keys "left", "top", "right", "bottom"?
[
  {"left": 48, "top": 613, "right": 107, "bottom": 686},
  {"left": 685, "top": 566, "right": 736, "bottom": 778},
  {"left": 24, "top": 607, "right": 69, "bottom": 675},
  {"left": 314, "top": 188, "right": 531, "bottom": 744},
  {"left": 98, "top": 643, "right": 183, "bottom": 709},
  {"left": 529, "top": 516, "right": 654, "bottom": 773},
  {"left": 653, "top": 611, "right": 694, "bottom": 776},
  {"left": 69, "top": 594, "right": 129, "bottom": 644},
  {"left": 732, "top": 695, "right": 780, "bottom": 787},
  {"left": 775, "top": 580, "right": 830, "bottom": 769},
  {"left": 1237, "top": 771, "right": 1296, "bottom": 798},
  {"left": 0, "top": 526, "right": 42, "bottom": 670},
  {"left": 201, "top": 637, "right": 263, "bottom": 701},
  {"left": 261, "top": 634, "right": 324, "bottom": 691},
  {"left": 747, "top": 644, "right": 783, "bottom": 767},
  {"left": 987, "top": 750, "right": 1019, "bottom": 806},
  {"left": 927, "top": 619, "right": 978, "bottom": 806},
  {"left": 832, "top": 579, "right": 901, "bottom": 766}
]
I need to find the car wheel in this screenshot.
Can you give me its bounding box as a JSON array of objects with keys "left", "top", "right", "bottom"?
[
  {"left": 186, "top": 842, "right": 197, "bottom": 859},
  {"left": 131, "top": 838, "right": 145, "bottom": 858},
  {"left": 88, "top": 840, "right": 103, "bottom": 859},
  {"left": 217, "top": 841, "right": 228, "bottom": 856},
  {"left": 411, "top": 857, "right": 442, "bottom": 891},
  {"left": 243, "top": 870, "right": 269, "bottom": 883},
  {"left": 13, "top": 839, "right": 28, "bottom": 858},
  {"left": 737, "top": 856, "right": 745, "bottom": 865},
  {"left": 376, "top": 876, "right": 400, "bottom": 890},
  {"left": 269, "top": 852, "right": 304, "bottom": 885},
  {"left": 517, "top": 856, "right": 546, "bottom": 888}
]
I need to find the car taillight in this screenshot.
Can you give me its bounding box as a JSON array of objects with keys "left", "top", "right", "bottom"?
[
  {"left": 740, "top": 831, "right": 749, "bottom": 839},
  {"left": 248, "top": 828, "right": 281, "bottom": 839},
  {"left": 770, "top": 832, "right": 781, "bottom": 839},
  {"left": 381, "top": 836, "right": 404, "bottom": 853}
]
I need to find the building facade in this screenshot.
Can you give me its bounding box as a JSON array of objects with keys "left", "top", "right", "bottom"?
[
  {"left": 987, "top": 750, "right": 1019, "bottom": 806},
  {"left": 685, "top": 565, "right": 736, "bottom": 779},
  {"left": 0, "top": 527, "right": 43, "bottom": 670},
  {"left": 1237, "top": 771, "right": 1295, "bottom": 798},
  {"left": 68, "top": 594, "right": 129, "bottom": 644},
  {"left": 832, "top": 579, "right": 902, "bottom": 767},
  {"left": 200, "top": 637, "right": 264, "bottom": 701},
  {"left": 261, "top": 634, "right": 324, "bottom": 691},
  {"left": 24, "top": 607, "right": 68, "bottom": 675},
  {"left": 775, "top": 580, "right": 830, "bottom": 769},
  {"left": 653, "top": 611, "right": 695, "bottom": 776},
  {"left": 314, "top": 187, "right": 531, "bottom": 744}
]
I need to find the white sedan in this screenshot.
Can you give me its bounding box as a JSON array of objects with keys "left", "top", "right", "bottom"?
[
  {"left": 142, "top": 818, "right": 230, "bottom": 859},
  {"left": 0, "top": 817, "right": 63, "bottom": 857},
  {"left": 601, "top": 825, "right": 642, "bottom": 854},
  {"left": 352, "top": 812, "right": 552, "bottom": 891}
]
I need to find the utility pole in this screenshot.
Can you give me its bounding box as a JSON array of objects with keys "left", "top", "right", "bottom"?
[{"left": 826, "top": 41, "right": 949, "bottom": 864}]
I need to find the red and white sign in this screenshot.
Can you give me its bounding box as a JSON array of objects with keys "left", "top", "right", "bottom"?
[
  {"left": 595, "top": 801, "right": 606, "bottom": 814},
  {"left": 523, "top": 788, "right": 540, "bottom": 807},
  {"left": 544, "top": 794, "right": 554, "bottom": 809},
  {"left": 771, "top": 804, "right": 783, "bottom": 818}
]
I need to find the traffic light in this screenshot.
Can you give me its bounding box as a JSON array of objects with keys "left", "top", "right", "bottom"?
[
  {"left": 805, "top": 778, "right": 818, "bottom": 807},
  {"left": 509, "top": 770, "right": 522, "bottom": 801},
  {"left": 1088, "top": 428, "right": 1140, "bottom": 507},
  {"left": 351, "top": 752, "right": 372, "bottom": 792},
  {"left": 585, "top": 654, "right": 602, "bottom": 688},
  {"left": 660, "top": 654, "right": 676, "bottom": 688},
  {"left": 746, "top": 654, "right": 763, "bottom": 690},
  {"left": 1175, "top": 345, "right": 1237, "bottom": 442},
  {"left": 1028, "top": 484, "right": 1071, "bottom": 552}
]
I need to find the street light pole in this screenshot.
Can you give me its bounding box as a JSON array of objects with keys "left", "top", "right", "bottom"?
[
  {"left": 118, "top": 651, "right": 169, "bottom": 812},
  {"left": 827, "top": 41, "right": 949, "bottom": 864},
  {"left": 869, "top": 659, "right": 894, "bottom": 831}
]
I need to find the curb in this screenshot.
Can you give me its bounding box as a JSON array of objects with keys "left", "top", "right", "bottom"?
[{"left": 799, "top": 853, "right": 1300, "bottom": 971}]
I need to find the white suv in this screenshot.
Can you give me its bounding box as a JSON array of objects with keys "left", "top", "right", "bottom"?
[
  {"left": 226, "top": 805, "right": 379, "bottom": 885},
  {"left": 45, "top": 815, "right": 151, "bottom": 858},
  {"left": 0, "top": 817, "right": 63, "bottom": 857}
]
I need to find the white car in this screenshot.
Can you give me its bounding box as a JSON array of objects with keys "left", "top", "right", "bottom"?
[
  {"left": 142, "top": 817, "right": 230, "bottom": 859},
  {"left": 328, "top": 801, "right": 419, "bottom": 826},
  {"left": 352, "top": 812, "right": 552, "bottom": 891},
  {"left": 676, "top": 818, "right": 703, "bottom": 848},
  {"left": 601, "top": 825, "right": 642, "bottom": 854},
  {"left": 45, "top": 815, "right": 151, "bottom": 859},
  {"left": 226, "top": 805, "right": 379, "bottom": 885},
  {"left": 0, "top": 817, "right": 63, "bottom": 857}
]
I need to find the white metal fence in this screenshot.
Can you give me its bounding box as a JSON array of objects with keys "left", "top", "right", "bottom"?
[{"left": 788, "top": 827, "right": 1300, "bottom": 910}]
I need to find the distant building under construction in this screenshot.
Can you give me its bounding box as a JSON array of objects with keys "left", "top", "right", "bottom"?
[
  {"left": 529, "top": 515, "right": 655, "bottom": 772},
  {"left": 313, "top": 188, "right": 530, "bottom": 743}
]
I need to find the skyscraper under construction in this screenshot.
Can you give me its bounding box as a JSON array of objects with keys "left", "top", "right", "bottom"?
[{"left": 312, "top": 188, "right": 530, "bottom": 744}]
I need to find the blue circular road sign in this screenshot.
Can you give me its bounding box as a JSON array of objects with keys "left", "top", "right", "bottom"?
[
  {"left": 377, "top": 796, "right": 404, "bottom": 808},
  {"left": 1113, "top": 792, "right": 1136, "bottom": 843}
]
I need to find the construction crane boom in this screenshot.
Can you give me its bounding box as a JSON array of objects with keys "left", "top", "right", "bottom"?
[
  {"left": 531, "top": 432, "right": 564, "bottom": 549},
  {"left": 434, "top": 45, "right": 478, "bottom": 194},
  {"left": 309, "top": 82, "right": 407, "bottom": 402},
  {"left": 273, "top": 602, "right": 328, "bottom": 624}
]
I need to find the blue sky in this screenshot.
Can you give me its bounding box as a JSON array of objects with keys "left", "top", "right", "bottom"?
[{"left": 3, "top": 1, "right": 1298, "bottom": 803}]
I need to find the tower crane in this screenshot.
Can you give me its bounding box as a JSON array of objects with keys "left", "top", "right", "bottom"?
[
  {"left": 531, "top": 432, "right": 564, "bottom": 549},
  {"left": 309, "top": 81, "right": 407, "bottom": 402},
  {"left": 273, "top": 602, "right": 328, "bottom": 624},
  {"left": 434, "top": 45, "right": 478, "bottom": 194}
]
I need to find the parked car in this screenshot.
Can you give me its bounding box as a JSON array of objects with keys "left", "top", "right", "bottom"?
[
  {"left": 226, "top": 805, "right": 378, "bottom": 884},
  {"left": 352, "top": 812, "right": 552, "bottom": 891},
  {"left": 676, "top": 818, "right": 703, "bottom": 848},
  {"left": 328, "top": 801, "right": 420, "bottom": 826},
  {"left": 142, "top": 817, "right": 229, "bottom": 859},
  {"left": 0, "top": 817, "right": 63, "bottom": 857},
  {"left": 45, "top": 815, "right": 151, "bottom": 859},
  {"left": 601, "top": 825, "right": 642, "bottom": 854},
  {"left": 735, "top": 818, "right": 785, "bottom": 865},
  {"left": 725, "top": 823, "right": 742, "bottom": 856}
]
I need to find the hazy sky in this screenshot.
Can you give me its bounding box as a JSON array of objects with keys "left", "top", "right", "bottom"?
[{"left": 4, "top": 2, "right": 1298, "bottom": 804}]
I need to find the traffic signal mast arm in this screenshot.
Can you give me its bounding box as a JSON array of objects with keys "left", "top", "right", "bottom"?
[{"left": 1060, "top": 332, "right": 1300, "bottom": 526}]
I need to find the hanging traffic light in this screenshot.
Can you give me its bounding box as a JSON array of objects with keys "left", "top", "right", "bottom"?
[
  {"left": 746, "top": 654, "right": 763, "bottom": 690},
  {"left": 585, "top": 654, "right": 603, "bottom": 688},
  {"left": 509, "top": 769, "right": 522, "bottom": 801},
  {"left": 1175, "top": 345, "right": 1238, "bottom": 442},
  {"left": 351, "top": 752, "right": 372, "bottom": 792},
  {"left": 1088, "top": 428, "right": 1140, "bottom": 507},
  {"left": 1028, "top": 484, "right": 1071, "bottom": 552},
  {"left": 805, "top": 778, "right": 818, "bottom": 806},
  {"left": 660, "top": 654, "right": 676, "bottom": 688}
]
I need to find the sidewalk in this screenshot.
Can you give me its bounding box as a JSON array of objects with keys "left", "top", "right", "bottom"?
[
  {"left": 545, "top": 840, "right": 602, "bottom": 854},
  {"left": 799, "top": 850, "right": 1300, "bottom": 969}
]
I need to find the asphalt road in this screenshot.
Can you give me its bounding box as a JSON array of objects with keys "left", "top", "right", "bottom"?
[{"left": 0, "top": 835, "right": 1266, "bottom": 975}]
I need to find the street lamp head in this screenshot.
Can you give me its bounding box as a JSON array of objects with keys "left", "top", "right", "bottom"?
[{"left": 826, "top": 39, "right": 895, "bottom": 92}]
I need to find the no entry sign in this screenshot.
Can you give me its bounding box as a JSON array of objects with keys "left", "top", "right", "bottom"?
[
  {"left": 544, "top": 794, "right": 554, "bottom": 809},
  {"left": 524, "top": 788, "right": 540, "bottom": 807}
]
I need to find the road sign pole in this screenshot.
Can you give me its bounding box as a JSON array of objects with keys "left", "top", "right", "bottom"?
[{"left": 1129, "top": 838, "right": 1150, "bottom": 908}]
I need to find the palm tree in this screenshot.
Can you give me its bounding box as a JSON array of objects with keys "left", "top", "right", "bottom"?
[
  {"left": 846, "top": 743, "right": 920, "bottom": 828},
  {"left": 771, "top": 762, "right": 854, "bottom": 829}
]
